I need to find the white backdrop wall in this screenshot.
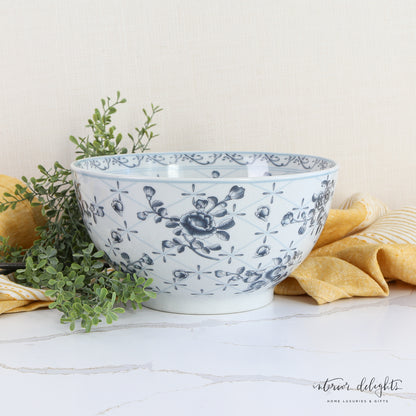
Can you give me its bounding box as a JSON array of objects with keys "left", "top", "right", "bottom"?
[{"left": 1, "top": 0, "right": 415, "bottom": 208}]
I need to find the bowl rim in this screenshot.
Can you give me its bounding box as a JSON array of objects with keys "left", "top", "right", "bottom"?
[{"left": 70, "top": 150, "right": 338, "bottom": 183}]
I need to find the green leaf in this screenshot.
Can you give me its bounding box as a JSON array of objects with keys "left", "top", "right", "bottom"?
[
  {"left": 99, "top": 287, "right": 108, "bottom": 300},
  {"left": 45, "top": 266, "right": 57, "bottom": 275},
  {"left": 38, "top": 165, "right": 48, "bottom": 175},
  {"left": 69, "top": 136, "right": 79, "bottom": 146},
  {"left": 74, "top": 275, "right": 85, "bottom": 288}
]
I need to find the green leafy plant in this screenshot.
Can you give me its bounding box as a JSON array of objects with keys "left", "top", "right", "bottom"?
[{"left": 0, "top": 92, "right": 162, "bottom": 331}]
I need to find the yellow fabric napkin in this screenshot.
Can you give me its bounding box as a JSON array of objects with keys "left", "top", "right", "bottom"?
[
  {"left": 0, "top": 274, "right": 52, "bottom": 314},
  {"left": 275, "top": 193, "right": 416, "bottom": 304},
  {"left": 0, "top": 174, "right": 51, "bottom": 314},
  {"left": 0, "top": 174, "right": 46, "bottom": 249}
]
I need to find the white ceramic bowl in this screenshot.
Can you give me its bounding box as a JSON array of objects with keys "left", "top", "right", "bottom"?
[{"left": 71, "top": 151, "right": 338, "bottom": 314}]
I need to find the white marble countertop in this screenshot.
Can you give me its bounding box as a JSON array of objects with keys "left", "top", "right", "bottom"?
[{"left": 1, "top": 282, "right": 415, "bottom": 416}]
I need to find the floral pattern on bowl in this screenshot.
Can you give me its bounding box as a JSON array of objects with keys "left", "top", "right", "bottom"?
[{"left": 71, "top": 151, "right": 338, "bottom": 314}]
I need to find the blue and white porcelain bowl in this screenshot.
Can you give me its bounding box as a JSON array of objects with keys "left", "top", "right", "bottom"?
[{"left": 71, "top": 151, "right": 338, "bottom": 314}]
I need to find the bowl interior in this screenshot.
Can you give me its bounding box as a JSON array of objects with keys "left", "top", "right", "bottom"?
[{"left": 72, "top": 152, "right": 337, "bottom": 180}]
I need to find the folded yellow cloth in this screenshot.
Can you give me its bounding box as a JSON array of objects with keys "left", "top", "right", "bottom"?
[
  {"left": 0, "top": 174, "right": 46, "bottom": 249},
  {"left": 0, "top": 174, "right": 51, "bottom": 314},
  {"left": 0, "top": 274, "right": 52, "bottom": 314},
  {"left": 275, "top": 193, "right": 416, "bottom": 304}
]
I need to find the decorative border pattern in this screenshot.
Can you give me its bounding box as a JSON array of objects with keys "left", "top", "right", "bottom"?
[{"left": 74, "top": 152, "right": 336, "bottom": 174}]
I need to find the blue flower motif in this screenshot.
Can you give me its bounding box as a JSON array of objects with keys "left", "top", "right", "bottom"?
[
  {"left": 281, "top": 177, "right": 335, "bottom": 235},
  {"left": 281, "top": 212, "right": 294, "bottom": 226},
  {"left": 180, "top": 211, "right": 216, "bottom": 238},
  {"left": 137, "top": 184, "right": 245, "bottom": 259},
  {"left": 193, "top": 199, "right": 209, "bottom": 210},
  {"left": 255, "top": 245, "right": 270, "bottom": 257},
  {"left": 143, "top": 186, "right": 156, "bottom": 198},
  {"left": 173, "top": 270, "right": 190, "bottom": 280},
  {"left": 111, "top": 230, "right": 123, "bottom": 243},
  {"left": 89, "top": 196, "right": 104, "bottom": 223},
  {"left": 227, "top": 185, "right": 245, "bottom": 200},
  {"left": 255, "top": 206, "right": 270, "bottom": 222},
  {"left": 111, "top": 198, "right": 124, "bottom": 216}
]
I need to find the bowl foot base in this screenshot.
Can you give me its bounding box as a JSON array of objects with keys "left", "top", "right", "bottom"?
[{"left": 143, "top": 289, "right": 274, "bottom": 314}]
